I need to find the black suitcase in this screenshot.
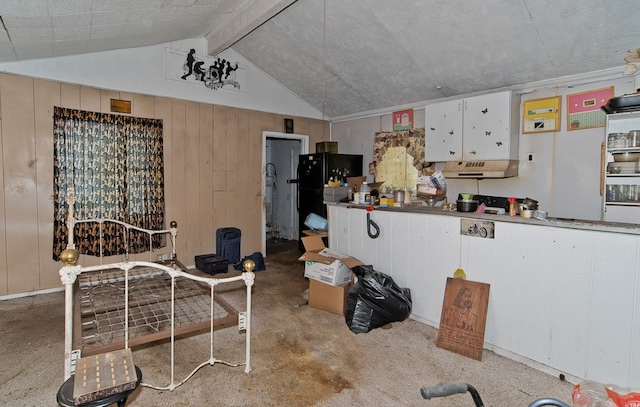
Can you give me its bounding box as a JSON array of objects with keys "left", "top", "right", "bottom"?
[
  {"left": 216, "top": 227, "right": 241, "bottom": 263},
  {"left": 195, "top": 254, "right": 229, "bottom": 275}
]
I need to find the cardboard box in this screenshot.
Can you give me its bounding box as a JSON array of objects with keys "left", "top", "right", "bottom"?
[
  {"left": 303, "top": 229, "right": 328, "bottom": 237},
  {"left": 346, "top": 176, "right": 367, "bottom": 192},
  {"left": 368, "top": 181, "right": 385, "bottom": 191},
  {"left": 316, "top": 141, "right": 338, "bottom": 153},
  {"left": 298, "top": 235, "right": 363, "bottom": 286},
  {"left": 309, "top": 279, "right": 352, "bottom": 315}
]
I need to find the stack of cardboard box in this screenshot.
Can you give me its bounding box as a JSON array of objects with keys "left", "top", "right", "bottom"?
[{"left": 298, "top": 235, "right": 363, "bottom": 315}]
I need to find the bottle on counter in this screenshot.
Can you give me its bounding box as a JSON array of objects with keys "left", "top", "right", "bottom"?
[
  {"left": 508, "top": 197, "right": 517, "bottom": 216},
  {"left": 359, "top": 182, "right": 370, "bottom": 204}
]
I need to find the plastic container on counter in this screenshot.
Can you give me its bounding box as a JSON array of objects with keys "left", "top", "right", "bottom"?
[{"left": 359, "top": 182, "right": 370, "bottom": 204}]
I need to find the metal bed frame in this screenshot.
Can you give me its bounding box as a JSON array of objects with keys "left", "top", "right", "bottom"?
[{"left": 59, "top": 193, "right": 255, "bottom": 390}]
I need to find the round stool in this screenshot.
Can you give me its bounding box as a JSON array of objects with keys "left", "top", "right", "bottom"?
[{"left": 57, "top": 365, "right": 142, "bottom": 407}]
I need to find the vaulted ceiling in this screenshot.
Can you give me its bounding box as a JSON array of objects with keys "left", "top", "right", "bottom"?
[{"left": 0, "top": 0, "right": 639, "bottom": 119}]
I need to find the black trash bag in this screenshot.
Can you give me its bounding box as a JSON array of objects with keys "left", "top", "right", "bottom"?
[
  {"left": 344, "top": 264, "right": 412, "bottom": 334},
  {"left": 233, "top": 251, "right": 266, "bottom": 271}
]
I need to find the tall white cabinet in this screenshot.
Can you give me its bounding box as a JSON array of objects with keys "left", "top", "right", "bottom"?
[
  {"left": 602, "top": 110, "right": 640, "bottom": 222},
  {"left": 425, "top": 91, "right": 519, "bottom": 162}
]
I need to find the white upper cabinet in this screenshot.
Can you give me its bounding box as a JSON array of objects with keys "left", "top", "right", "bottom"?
[
  {"left": 463, "top": 92, "right": 515, "bottom": 160},
  {"left": 424, "top": 99, "right": 463, "bottom": 161},
  {"left": 425, "top": 91, "right": 519, "bottom": 161}
]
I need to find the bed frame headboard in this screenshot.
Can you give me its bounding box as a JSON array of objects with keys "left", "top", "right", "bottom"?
[{"left": 65, "top": 187, "right": 177, "bottom": 263}]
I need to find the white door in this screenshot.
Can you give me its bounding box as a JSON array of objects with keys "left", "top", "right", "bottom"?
[
  {"left": 290, "top": 148, "right": 300, "bottom": 240},
  {"left": 262, "top": 131, "right": 309, "bottom": 254},
  {"left": 266, "top": 138, "right": 301, "bottom": 240}
]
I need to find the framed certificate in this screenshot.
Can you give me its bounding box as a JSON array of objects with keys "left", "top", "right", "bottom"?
[
  {"left": 522, "top": 96, "right": 561, "bottom": 134},
  {"left": 566, "top": 87, "right": 613, "bottom": 130}
]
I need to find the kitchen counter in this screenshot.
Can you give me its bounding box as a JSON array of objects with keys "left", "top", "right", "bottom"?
[
  {"left": 327, "top": 202, "right": 640, "bottom": 388},
  {"left": 326, "top": 201, "right": 640, "bottom": 235}
]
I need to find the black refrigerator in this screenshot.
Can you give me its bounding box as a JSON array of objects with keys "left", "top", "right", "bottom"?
[{"left": 297, "top": 152, "right": 363, "bottom": 251}]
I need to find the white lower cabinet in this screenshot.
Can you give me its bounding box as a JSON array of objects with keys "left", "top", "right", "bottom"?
[{"left": 328, "top": 204, "right": 640, "bottom": 388}]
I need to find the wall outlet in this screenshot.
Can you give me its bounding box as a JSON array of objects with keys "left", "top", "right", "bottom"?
[{"left": 526, "top": 152, "right": 535, "bottom": 163}]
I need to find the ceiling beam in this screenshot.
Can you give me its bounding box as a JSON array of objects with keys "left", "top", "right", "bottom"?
[{"left": 206, "top": 0, "right": 298, "bottom": 57}]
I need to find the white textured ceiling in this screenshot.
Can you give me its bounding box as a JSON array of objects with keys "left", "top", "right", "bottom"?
[{"left": 0, "top": 0, "right": 639, "bottom": 118}]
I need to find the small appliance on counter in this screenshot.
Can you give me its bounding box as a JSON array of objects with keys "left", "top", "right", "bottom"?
[
  {"left": 470, "top": 194, "right": 544, "bottom": 217},
  {"left": 472, "top": 194, "right": 524, "bottom": 213},
  {"left": 323, "top": 185, "right": 349, "bottom": 202}
]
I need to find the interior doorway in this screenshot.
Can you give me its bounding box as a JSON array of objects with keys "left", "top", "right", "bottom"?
[{"left": 262, "top": 131, "right": 309, "bottom": 256}]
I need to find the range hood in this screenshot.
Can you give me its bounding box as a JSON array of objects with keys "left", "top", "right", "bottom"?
[{"left": 442, "top": 160, "right": 518, "bottom": 179}]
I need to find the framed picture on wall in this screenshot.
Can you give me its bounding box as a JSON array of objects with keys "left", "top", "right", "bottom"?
[
  {"left": 392, "top": 109, "right": 413, "bottom": 131},
  {"left": 522, "top": 96, "right": 561, "bottom": 134},
  {"left": 566, "top": 87, "right": 613, "bottom": 131},
  {"left": 284, "top": 118, "right": 294, "bottom": 133}
]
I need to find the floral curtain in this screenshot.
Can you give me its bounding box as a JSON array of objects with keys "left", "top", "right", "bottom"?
[{"left": 52, "top": 107, "right": 165, "bottom": 259}]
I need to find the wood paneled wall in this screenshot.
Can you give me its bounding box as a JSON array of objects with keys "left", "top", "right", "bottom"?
[{"left": 0, "top": 73, "right": 330, "bottom": 296}]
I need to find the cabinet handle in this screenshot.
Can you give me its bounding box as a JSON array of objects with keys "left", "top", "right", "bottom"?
[{"left": 600, "top": 141, "right": 605, "bottom": 196}]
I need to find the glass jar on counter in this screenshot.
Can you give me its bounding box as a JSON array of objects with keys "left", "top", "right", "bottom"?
[
  {"left": 606, "top": 184, "right": 619, "bottom": 202},
  {"left": 629, "top": 130, "right": 640, "bottom": 147},
  {"left": 608, "top": 133, "right": 624, "bottom": 148},
  {"left": 625, "top": 185, "right": 640, "bottom": 201},
  {"left": 620, "top": 185, "right": 631, "bottom": 201},
  {"left": 607, "top": 184, "right": 640, "bottom": 202}
]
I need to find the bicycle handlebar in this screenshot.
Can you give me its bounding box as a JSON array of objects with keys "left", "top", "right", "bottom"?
[
  {"left": 420, "top": 381, "right": 471, "bottom": 399},
  {"left": 527, "top": 398, "right": 572, "bottom": 407},
  {"left": 420, "top": 381, "right": 570, "bottom": 407}
]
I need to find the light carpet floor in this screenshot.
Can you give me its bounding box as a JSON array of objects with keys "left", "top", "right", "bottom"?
[{"left": 0, "top": 239, "right": 574, "bottom": 406}]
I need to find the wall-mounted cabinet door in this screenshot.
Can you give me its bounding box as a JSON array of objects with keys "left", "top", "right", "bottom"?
[
  {"left": 426, "top": 91, "right": 516, "bottom": 162},
  {"left": 462, "top": 91, "right": 513, "bottom": 161},
  {"left": 425, "top": 99, "right": 463, "bottom": 161}
]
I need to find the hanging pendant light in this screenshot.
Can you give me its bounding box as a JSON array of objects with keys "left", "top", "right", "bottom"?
[{"left": 321, "top": 0, "right": 327, "bottom": 136}]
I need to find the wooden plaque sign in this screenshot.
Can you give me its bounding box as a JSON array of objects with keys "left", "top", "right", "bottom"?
[
  {"left": 73, "top": 348, "right": 137, "bottom": 404},
  {"left": 436, "top": 278, "right": 490, "bottom": 360}
]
